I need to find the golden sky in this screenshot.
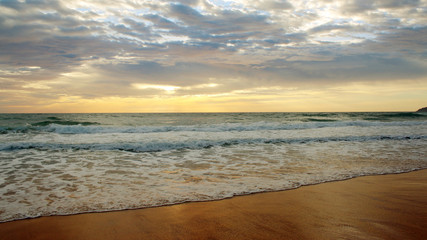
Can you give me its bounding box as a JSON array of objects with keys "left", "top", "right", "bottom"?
[{"left": 1, "top": 0, "right": 426, "bottom": 112}]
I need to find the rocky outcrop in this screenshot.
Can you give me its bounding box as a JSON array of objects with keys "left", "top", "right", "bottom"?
[{"left": 416, "top": 107, "right": 427, "bottom": 112}]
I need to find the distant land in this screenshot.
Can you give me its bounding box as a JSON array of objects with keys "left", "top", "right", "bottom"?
[{"left": 416, "top": 107, "right": 427, "bottom": 112}]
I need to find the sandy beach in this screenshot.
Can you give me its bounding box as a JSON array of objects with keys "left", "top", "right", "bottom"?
[{"left": 1, "top": 169, "right": 426, "bottom": 240}]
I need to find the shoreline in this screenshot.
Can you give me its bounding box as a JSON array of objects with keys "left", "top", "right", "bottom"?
[
  {"left": 1, "top": 169, "right": 425, "bottom": 223},
  {"left": 1, "top": 169, "right": 426, "bottom": 239}
]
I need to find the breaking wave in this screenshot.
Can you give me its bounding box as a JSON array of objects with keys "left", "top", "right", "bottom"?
[
  {"left": 1, "top": 135, "right": 425, "bottom": 152},
  {"left": 1, "top": 120, "right": 426, "bottom": 134}
]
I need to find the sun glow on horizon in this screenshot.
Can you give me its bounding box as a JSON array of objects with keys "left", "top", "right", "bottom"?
[
  {"left": 133, "top": 84, "right": 181, "bottom": 93},
  {"left": 3, "top": 79, "right": 425, "bottom": 113}
]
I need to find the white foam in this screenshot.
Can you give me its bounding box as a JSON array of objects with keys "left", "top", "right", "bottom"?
[{"left": 1, "top": 123, "right": 426, "bottom": 152}]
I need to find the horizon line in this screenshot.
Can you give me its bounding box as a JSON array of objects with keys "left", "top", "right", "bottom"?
[{"left": 0, "top": 110, "right": 423, "bottom": 114}]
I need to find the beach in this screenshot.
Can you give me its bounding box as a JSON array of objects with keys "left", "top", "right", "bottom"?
[
  {"left": 1, "top": 169, "right": 426, "bottom": 240},
  {"left": 2, "top": 0, "right": 427, "bottom": 238}
]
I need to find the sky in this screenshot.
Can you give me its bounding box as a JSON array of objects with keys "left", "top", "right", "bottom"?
[{"left": 0, "top": 0, "right": 426, "bottom": 113}]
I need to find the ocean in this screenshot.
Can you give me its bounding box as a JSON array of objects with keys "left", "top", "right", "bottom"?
[{"left": 0, "top": 112, "right": 426, "bottom": 222}]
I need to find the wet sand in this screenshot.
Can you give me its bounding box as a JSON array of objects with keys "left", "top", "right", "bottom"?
[{"left": 1, "top": 169, "right": 426, "bottom": 240}]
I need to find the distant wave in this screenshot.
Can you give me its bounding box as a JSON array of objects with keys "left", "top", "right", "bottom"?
[
  {"left": 31, "top": 120, "right": 100, "bottom": 127},
  {"left": 362, "top": 112, "right": 426, "bottom": 121},
  {"left": 0, "top": 120, "right": 425, "bottom": 135},
  {"left": 1, "top": 135, "right": 425, "bottom": 152},
  {"left": 304, "top": 118, "right": 337, "bottom": 122}
]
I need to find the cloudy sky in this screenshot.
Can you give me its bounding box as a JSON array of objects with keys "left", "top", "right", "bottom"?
[{"left": 1, "top": 0, "right": 426, "bottom": 112}]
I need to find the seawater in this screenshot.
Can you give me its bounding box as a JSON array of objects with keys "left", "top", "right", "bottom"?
[{"left": 0, "top": 112, "right": 426, "bottom": 222}]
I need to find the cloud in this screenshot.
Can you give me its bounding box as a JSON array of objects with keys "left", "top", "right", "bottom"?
[
  {"left": 343, "top": 0, "right": 422, "bottom": 13},
  {"left": 309, "top": 22, "right": 363, "bottom": 34},
  {"left": 0, "top": 0, "right": 426, "bottom": 112},
  {"left": 163, "top": 2, "right": 274, "bottom": 43},
  {"left": 142, "top": 14, "right": 179, "bottom": 29},
  {"left": 262, "top": 54, "right": 427, "bottom": 82}
]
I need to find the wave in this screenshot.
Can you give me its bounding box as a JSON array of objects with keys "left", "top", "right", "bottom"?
[
  {"left": 304, "top": 118, "right": 337, "bottom": 122},
  {"left": 362, "top": 112, "right": 426, "bottom": 121},
  {"left": 1, "top": 135, "right": 425, "bottom": 152},
  {"left": 31, "top": 120, "right": 100, "bottom": 127},
  {"left": 1, "top": 120, "right": 426, "bottom": 135}
]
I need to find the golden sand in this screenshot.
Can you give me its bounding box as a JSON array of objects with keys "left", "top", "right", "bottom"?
[{"left": 1, "top": 170, "right": 426, "bottom": 240}]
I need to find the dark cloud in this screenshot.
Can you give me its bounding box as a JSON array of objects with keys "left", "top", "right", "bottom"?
[
  {"left": 169, "top": 3, "right": 204, "bottom": 22},
  {"left": 259, "top": 53, "right": 427, "bottom": 83},
  {"left": 376, "top": 0, "right": 421, "bottom": 8},
  {"left": 0, "top": 34, "right": 125, "bottom": 84},
  {"left": 359, "top": 26, "right": 427, "bottom": 59},
  {"left": 109, "top": 22, "right": 154, "bottom": 41},
  {"left": 165, "top": 3, "right": 272, "bottom": 35},
  {"left": 259, "top": 0, "right": 294, "bottom": 10},
  {"left": 164, "top": 0, "right": 200, "bottom": 6},
  {"left": 343, "top": 0, "right": 422, "bottom": 13},
  {"left": 309, "top": 23, "right": 362, "bottom": 34},
  {"left": 142, "top": 14, "right": 178, "bottom": 29}
]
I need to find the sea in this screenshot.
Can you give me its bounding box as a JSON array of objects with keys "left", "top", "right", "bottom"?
[{"left": 0, "top": 112, "right": 426, "bottom": 222}]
